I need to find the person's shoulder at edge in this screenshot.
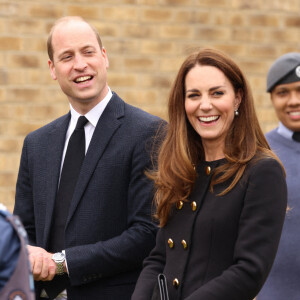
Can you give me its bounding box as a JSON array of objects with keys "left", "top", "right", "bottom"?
[
  {"left": 265, "top": 127, "right": 278, "bottom": 139},
  {"left": 24, "top": 113, "right": 70, "bottom": 142},
  {"left": 116, "top": 93, "right": 167, "bottom": 138},
  {"left": 120, "top": 96, "right": 165, "bottom": 125}
]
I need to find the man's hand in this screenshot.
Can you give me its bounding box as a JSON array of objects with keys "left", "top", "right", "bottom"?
[{"left": 27, "top": 245, "right": 56, "bottom": 281}]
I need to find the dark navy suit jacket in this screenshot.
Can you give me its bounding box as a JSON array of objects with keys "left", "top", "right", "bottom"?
[{"left": 14, "top": 93, "right": 163, "bottom": 300}]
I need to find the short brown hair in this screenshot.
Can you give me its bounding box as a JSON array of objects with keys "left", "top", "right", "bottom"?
[{"left": 47, "top": 16, "right": 103, "bottom": 62}]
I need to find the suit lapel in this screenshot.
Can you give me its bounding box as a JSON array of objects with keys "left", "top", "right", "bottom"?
[
  {"left": 43, "top": 113, "right": 71, "bottom": 247},
  {"left": 66, "top": 94, "right": 125, "bottom": 226}
]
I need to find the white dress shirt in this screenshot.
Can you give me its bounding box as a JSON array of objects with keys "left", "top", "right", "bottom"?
[
  {"left": 60, "top": 87, "right": 113, "bottom": 173},
  {"left": 277, "top": 121, "right": 294, "bottom": 141}
]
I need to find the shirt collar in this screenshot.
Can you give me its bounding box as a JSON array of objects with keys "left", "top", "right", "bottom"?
[
  {"left": 69, "top": 87, "right": 113, "bottom": 127},
  {"left": 277, "top": 122, "right": 294, "bottom": 140}
]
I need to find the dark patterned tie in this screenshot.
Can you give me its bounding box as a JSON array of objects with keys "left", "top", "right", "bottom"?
[
  {"left": 292, "top": 131, "right": 300, "bottom": 143},
  {"left": 49, "top": 116, "right": 88, "bottom": 252}
]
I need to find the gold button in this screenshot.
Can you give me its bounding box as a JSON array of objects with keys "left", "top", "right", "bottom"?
[
  {"left": 191, "top": 201, "right": 197, "bottom": 211},
  {"left": 181, "top": 240, "right": 188, "bottom": 249},
  {"left": 205, "top": 166, "right": 211, "bottom": 175},
  {"left": 173, "top": 278, "right": 179, "bottom": 288},
  {"left": 176, "top": 200, "right": 183, "bottom": 210},
  {"left": 168, "top": 238, "right": 174, "bottom": 248}
]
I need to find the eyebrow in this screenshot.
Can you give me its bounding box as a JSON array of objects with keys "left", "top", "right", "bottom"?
[
  {"left": 273, "top": 86, "right": 290, "bottom": 92},
  {"left": 186, "top": 85, "right": 225, "bottom": 93}
]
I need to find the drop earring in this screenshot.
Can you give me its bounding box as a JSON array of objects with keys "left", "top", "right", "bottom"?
[{"left": 234, "top": 110, "right": 239, "bottom": 116}]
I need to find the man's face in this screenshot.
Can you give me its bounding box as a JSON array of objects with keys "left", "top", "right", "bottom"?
[
  {"left": 48, "top": 20, "right": 109, "bottom": 113},
  {"left": 271, "top": 81, "right": 300, "bottom": 131}
]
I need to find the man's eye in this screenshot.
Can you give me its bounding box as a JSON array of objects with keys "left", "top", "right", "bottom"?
[
  {"left": 62, "top": 56, "right": 72, "bottom": 61},
  {"left": 277, "top": 91, "right": 287, "bottom": 96}
]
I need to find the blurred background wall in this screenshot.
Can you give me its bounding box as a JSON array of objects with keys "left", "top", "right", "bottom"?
[{"left": 1, "top": 0, "right": 300, "bottom": 211}]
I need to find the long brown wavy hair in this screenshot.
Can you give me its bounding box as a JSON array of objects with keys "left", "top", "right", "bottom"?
[{"left": 151, "top": 48, "right": 281, "bottom": 227}]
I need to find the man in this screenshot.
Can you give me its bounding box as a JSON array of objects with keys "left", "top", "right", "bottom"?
[
  {"left": 14, "top": 16, "right": 163, "bottom": 300},
  {"left": 257, "top": 53, "right": 300, "bottom": 299},
  {"left": 0, "top": 203, "right": 35, "bottom": 300}
]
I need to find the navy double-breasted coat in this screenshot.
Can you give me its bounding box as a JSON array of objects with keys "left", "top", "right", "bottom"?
[{"left": 132, "top": 157, "right": 287, "bottom": 300}]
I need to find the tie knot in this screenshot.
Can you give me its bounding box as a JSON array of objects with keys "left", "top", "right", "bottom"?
[
  {"left": 75, "top": 116, "right": 88, "bottom": 130},
  {"left": 292, "top": 131, "right": 300, "bottom": 143}
]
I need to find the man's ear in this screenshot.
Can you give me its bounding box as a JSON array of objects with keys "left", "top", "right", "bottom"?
[
  {"left": 102, "top": 47, "right": 109, "bottom": 69},
  {"left": 48, "top": 59, "right": 57, "bottom": 80}
]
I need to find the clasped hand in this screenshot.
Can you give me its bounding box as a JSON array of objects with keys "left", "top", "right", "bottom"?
[{"left": 27, "top": 245, "right": 56, "bottom": 281}]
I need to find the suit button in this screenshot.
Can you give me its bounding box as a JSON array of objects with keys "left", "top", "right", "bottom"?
[
  {"left": 168, "top": 238, "right": 174, "bottom": 248},
  {"left": 176, "top": 200, "right": 183, "bottom": 210},
  {"left": 191, "top": 201, "right": 197, "bottom": 211},
  {"left": 173, "top": 278, "right": 179, "bottom": 288},
  {"left": 181, "top": 240, "right": 188, "bottom": 249},
  {"left": 205, "top": 166, "right": 211, "bottom": 175}
]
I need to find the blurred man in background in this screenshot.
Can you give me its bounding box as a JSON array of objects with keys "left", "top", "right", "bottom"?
[{"left": 257, "top": 52, "right": 300, "bottom": 300}]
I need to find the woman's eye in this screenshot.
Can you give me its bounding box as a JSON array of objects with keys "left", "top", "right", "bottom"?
[
  {"left": 187, "top": 93, "right": 199, "bottom": 99},
  {"left": 213, "top": 91, "right": 224, "bottom": 96}
]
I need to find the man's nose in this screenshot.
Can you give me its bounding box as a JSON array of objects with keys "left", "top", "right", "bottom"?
[
  {"left": 287, "top": 91, "right": 300, "bottom": 105},
  {"left": 73, "top": 55, "right": 87, "bottom": 71}
]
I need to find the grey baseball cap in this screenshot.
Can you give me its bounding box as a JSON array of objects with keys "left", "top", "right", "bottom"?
[{"left": 266, "top": 52, "right": 300, "bottom": 92}]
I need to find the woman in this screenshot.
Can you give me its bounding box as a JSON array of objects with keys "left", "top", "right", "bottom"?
[{"left": 131, "top": 48, "right": 287, "bottom": 300}]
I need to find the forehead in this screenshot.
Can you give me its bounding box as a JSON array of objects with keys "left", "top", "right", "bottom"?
[
  {"left": 272, "top": 80, "right": 300, "bottom": 92},
  {"left": 185, "top": 65, "right": 230, "bottom": 87},
  {"left": 51, "top": 20, "right": 99, "bottom": 54}
]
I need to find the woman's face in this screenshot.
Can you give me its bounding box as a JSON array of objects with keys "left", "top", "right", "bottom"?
[{"left": 185, "top": 64, "right": 241, "bottom": 153}]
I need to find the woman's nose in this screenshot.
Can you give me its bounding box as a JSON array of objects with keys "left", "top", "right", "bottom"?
[{"left": 199, "top": 96, "right": 212, "bottom": 111}]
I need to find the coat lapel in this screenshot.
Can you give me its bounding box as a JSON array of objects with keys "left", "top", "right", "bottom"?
[
  {"left": 66, "top": 94, "right": 125, "bottom": 226},
  {"left": 43, "top": 113, "right": 71, "bottom": 247}
]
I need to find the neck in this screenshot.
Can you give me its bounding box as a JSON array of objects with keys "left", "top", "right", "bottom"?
[
  {"left": 68, "top": 85, "right": 109, "bottom": 115},
  {"left": 202, "top": 141, "right": 225, "bottom": 162}
]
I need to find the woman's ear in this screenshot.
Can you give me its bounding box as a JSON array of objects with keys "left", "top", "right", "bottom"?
[{"left": 235, "top": 89, "right": 242, "bottom": 110}]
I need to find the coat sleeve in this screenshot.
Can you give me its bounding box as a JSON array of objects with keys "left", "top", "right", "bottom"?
[
  {"left": 65, "top": 119, "right": 164, "bottom": 286},
  {"left": 185, "top": 158, "right": 287, "bottom": 300},
  {"left": 131, "top": 227, "right": 166, "bottom": 300}
]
